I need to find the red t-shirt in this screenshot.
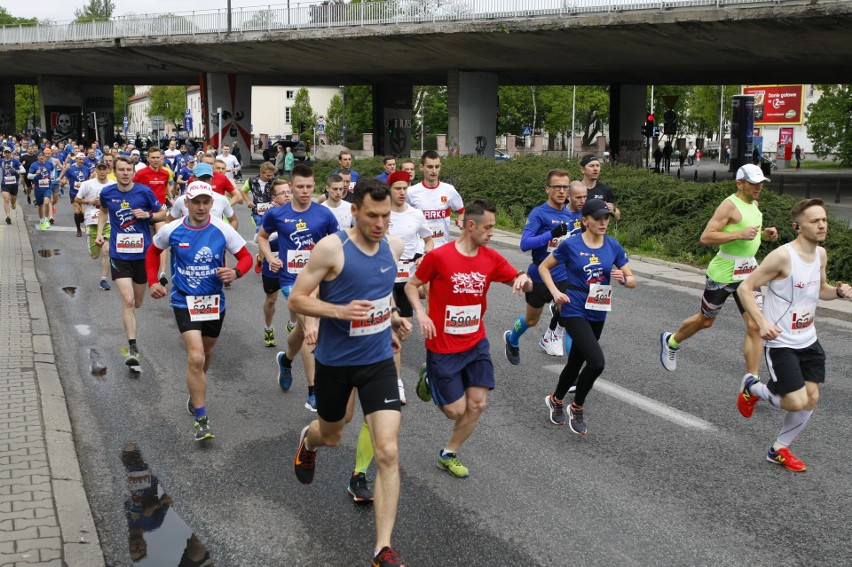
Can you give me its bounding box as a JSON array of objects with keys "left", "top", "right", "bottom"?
[
  {"left": 133, "top": 167, "right": 171, "bottom": 204},
  {"left": 189, "top": 172, "right": 234, "bottom": 196},
  {"left": 414, "top": 242, "right": 518, "bottom": 354}
]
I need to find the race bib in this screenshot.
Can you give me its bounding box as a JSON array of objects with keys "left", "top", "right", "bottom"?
[
  {"left": 732, "top": 256, "right": 758, "bottom": 281},
  {"left": 256, "top": 202, "right": 273, "bottom": 215},
  {"left": 286, "top": 250, "right": 311, "bottom": 274},
  {"left": 115, "top": 233, "right": 144, "bottom": 254},
  {"left": 431, "top": 228, "right": 445, "bottom": 240},
  {"left": 790, "top": 306, "right": 814, "bottom": 334},
  {"left": 443, "top": 304, "right": 482, "bottom": 335},
  {"left": 126, "top": 468, "right": 152, "bottom": 491},
  {"left": 3, "top": 175, "right": 14, "bottom": 185},
  {"left": 349, "top": 294, "right": 392, "bottom": 337},
  {"left": 38, "top": 178, "right": 49, "bottom": 188},
  {"left": 84, "top": 208, "right": 100, "bottom": 225},
  {"left": 547, "top": 235, "right": 566, "bottom": 253},
  {"left": 395, "top": 260, "right": 414, "bottom": 283},
  {"left": 187, "top": 294, "right": 221, "bottom": 321},
  {"left": 585, "top": 284, "right": 612, "bottom": 312}
]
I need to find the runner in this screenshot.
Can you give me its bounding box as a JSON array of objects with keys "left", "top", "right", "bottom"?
[
  {"left": 59, "top": 151, "right": 92, "bottom": 237},
  {"left": 579, "top": 154, "right": 621, "bottom": 221},
  {"left": 147, "top": 181, "right": 252, "bottom": 442},
  {"left": 242, "top": 161, "right": 277, "bottom": 232},
  {"left": 538, "top": 199, "right": 636, "bottom": 434},
  {"left": 406, "top": 150, "right": 464, "bottom": 248},
  {"left": 27, "top": 152, "right": 55, "bottom": 231},
  {"left": 321, "top": 174, "right": 353, "bottom": 229},
  {"left": 258, "top": 163, "right": 339, "bottom": 411},
  {"left": 74, "top": 160, "right": 113, "bottom": 290},
  {"left": 95, "top": 156, "right": 168, "bottom": 367},
  {"left": 133, "top": 147, "right": 174, "bottom": 286},
  {"left": 736, "top": 198, "right": 851, "bottom": 471},
  {"left": 1, "top": 147, "right": 25, "bottom": 225},
  {"left": 257, "top": 180, "right": 292, "bottom": 347},
  {"left": 503, "top": 169, "right": 577, "bottom": 364},
  {"left": 660, "top": 164, "right": 779, "bottom": 382},
  {"left": 289, "top": 178, "right": 409, "bottom": 567},
  {"left": 404, "top": 199, "right": 531, "bottom": 478}
]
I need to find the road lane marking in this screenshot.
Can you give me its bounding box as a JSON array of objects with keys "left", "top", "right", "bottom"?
[{"left": 543, "top": 365, "right": 718, "bottom": 431}]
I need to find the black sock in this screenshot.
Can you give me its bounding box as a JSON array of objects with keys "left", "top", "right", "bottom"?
[
  {"left": 549, "top": 311, "right": 559, "bottom": 331},
  {"left": 308, "top": 386, "right": 315, "bottom": 396},
  {"left": 74, "top": 213, "right": 83, "bottom": 230},
  {"left": 282, "top": 353, "right": 292, "bottom": 368},
  {"left": 128, "top": 339, "right": 137, "bottom": 349}
]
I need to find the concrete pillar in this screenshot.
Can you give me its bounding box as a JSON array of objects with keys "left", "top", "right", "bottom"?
[
  {"left": 0, "top": 85, "right": 15, "bottom": 134},
  {"left": 436, "top": 134, "right": 447, "bottom": 153},
  {"left": 504, "top": 134, "right": 516, "bottom": 152},
  {"left": 447, "top": 71, "right": 498, "bottom": 157},
  {"left": 82, "top": 84, "right": 114, "bottom": 147},
  {"left": 201, "top": 73, "right": 252, "bottom": 159},
  {"left": 610, "top": 84, "right": 647, "bottom": 167},
  {"left": 372, "top": 84, "right": 412, "bottom": 158},
  {"left": 38, "top": 76, "right": 83, "bottom": 146}
]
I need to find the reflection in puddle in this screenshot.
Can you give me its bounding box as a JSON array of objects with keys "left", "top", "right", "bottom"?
[
  {"left": 89, "top": 348, "right": 106, "bottom": 377},
  {"left": 121, "top": 442, "right": 213, "bottom": 566},
  {"left": 62, "top": 287, "right": 77, "bottom": 296},
  {"left": 76, "top": 325, "right": 91, "bottom": 336},
  {"left": 37, "top": 249, "right": 61, "bottom": 257}
]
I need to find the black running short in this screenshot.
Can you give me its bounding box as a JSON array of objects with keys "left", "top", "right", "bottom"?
[
  {"left": 314, "top": 357, "right": 399, "bottom": 422},
  {"left": 173, "top": 307, "right": 226, "bottom": 338},
  {"left": 393, "top": 282, "right": 414, "bottom": 318},
  {"left": 110, "top": 258, "right": 147, "bottom": 284},
  {"left": 525, "top": 280, "right": 568, "bottom": 309},
  {"left": 262, "top": 274, "right": 280, "bottom": 295},
  {"left": 766, "top": 340, "right": 826, "bottom": 396},
  {"left": 1, "top": 185, "right": 18, "bottom": 196}
]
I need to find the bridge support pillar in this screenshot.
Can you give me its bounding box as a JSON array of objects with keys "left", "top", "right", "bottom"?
[
  {"left": 609, "top": 84, "right": 647, "bottom": 167},
  {"left": 0, "top": 84, "right": 14, "bottom": 135},
  {"left": 448, "top": 71, "right": 497, "bottom": 157},
  {"left": 373, "top": 84, "right": 412, "bottom": 158},
  {"left": 201, "top": 73, "right": 252, "bottom": 160},
  {"left": 82, "top": 84, "right": 115, "bottom": 147},
  {"left": 37, "top": 76, "right": 82, "bottom": 147}
]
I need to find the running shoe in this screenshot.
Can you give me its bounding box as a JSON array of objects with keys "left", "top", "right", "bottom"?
[
  {"left": 737, "top": 373, "right": 761, "bottom": 418},
  {"left": 567, "top": 384, "right": 577, "bottom": 395},
  {"left": 539, "top": 332, "right": 562, "bottom": 357},
  {"left": 194, "top": 417, "right": 214, "bottom": 442},
  {"left": 99, "top": 279, "right": 111, "bottom": 291},
  {"left": 276, "top": 351, "right": 292, "bottom": 391},
  {"left": 124, "top": 346, "right": 140, "bottom": 367},
  {"left": 503, "top": 330, "right": 520, "bottom": 366},
  {"left": 305, "top": 392, "right": 317, "bottom": 412},
  {"left": 397, "top": 378, "right": 407, "bottom": 406},
  {"left": 437, "top": 452, "right": 469, "bottom": 478},
  {"left": 76, "top": 228, "right": 82, "bottom": 237},
  {"left": 659, "top": 332, "right": 679, "bottom": 371},
  {"left": 264, "top": 327, "right": 276, "bottom": 347},
  {"left": 4, "top": 217, "right": 10, "bottom": 225},
  {"left": 766, "top": 447, "right": 807, "bottom": 472},
  {"left": 545, "top": 394, "right": 565, "bottom": 425},
  {"left": 286, "top": 320, "right": 296, "bottom": 333},
  {"left": 254, "top": 254, "right": 262, "bottom": 274},
  {"left": 568, "top": 403, "right": 587, "bottom": 436},
  {"left": 294, "top": 425, "right": 317, "bottom": 484},
  {"left": 26, "top": 194, "right": 31, "bottom": 205},
  {"left": 10, "top": 202, "right": 14, "bottom": 210},
  {"left": 158, "top": 272, "right": 168, "bottom": 286},
  {"left": 186, "top": 396, "right": 195, "bottom": 416},
  {"left": 38, "top": 221, "right": 46, "bottom": 231},
  {"left": 551, "top": 333, "right": 564, "bottom": 356},
  {"left": 347, "top": 472, "right": 374, "bottom": 502},
  {"left": 372, "top": 546, "right": 405, "bottom": 567},
  {"left": 416, "top": 363, "right": 431, "bottom": 402},
  {"left": 46, "top": 219, "right": 53, "bottom": 228}
]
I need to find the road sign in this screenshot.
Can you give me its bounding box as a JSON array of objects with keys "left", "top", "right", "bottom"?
[
  {"left": 150, "top": 115, "right": 165, "bottom": 130},
  {"left": 122, "top": 116, "right": 128, "bottom": 125},
  {"left": 317, "top": 123, "right": 325, "bottom": 133},
  {"left": 185, "top": 108, "right": 192, "bottom": 116},
  {"left": 522, "top": 125, "right": 532, "bottom": 136},
  {"left": 183, "top": 117, "right": 193, "bottom": 131}
]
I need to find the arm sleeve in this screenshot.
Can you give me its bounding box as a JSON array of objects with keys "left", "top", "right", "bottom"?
[
  {"left": 232, "top": 246, "right": 253, "bottom": 275},
  {"left": 519, "top": 211, "right": 551, "bottom": 252},
  {"left": 145, "top": 245, "right": 164, "bottom": 286}
]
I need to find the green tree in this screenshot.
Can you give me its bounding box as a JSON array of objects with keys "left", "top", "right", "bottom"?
[
  {"left": 114, "top": 85, "right": 133, "bottom": 126},
  {"left": 325, "top": 94, "right": 344, "bottom": 143},
  {"left": 148, "top": 86, "right": 185, "bottom": 125},
  {"left": 0, "top": 7, "right": 37, "bottom": 25},
  {"left": 74, "top": 0, "right": 115, "bottom": 22},
  {"left": 413, "top": 85, "right": 448, "bottom": 149},
  {"left": 15, "top": 85, "right": 39, "bottom": 131},
  {"left": 291, "top": 87, "right": 316, "bottom": 139},
  {"left": 341, "top": 86, "right": 372, "bottom": 146},
  {"left": 806, "top": 84, "right": 852, "bottom": 165}
]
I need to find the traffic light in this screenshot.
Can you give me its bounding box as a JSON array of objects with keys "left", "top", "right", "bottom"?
[
  {"left": 642, "top": 114, "right": 654, "bottom": 138},
  {"left": 663, "top": 109, "right": 677, "bottom": 136}
]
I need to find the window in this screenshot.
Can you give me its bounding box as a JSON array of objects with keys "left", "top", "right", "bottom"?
[
  {"left": 285, "top": 108, "right": 292, "bottom": 124},
  {"left": 286, "top": 90, "right": 295, "bottom": 100}
]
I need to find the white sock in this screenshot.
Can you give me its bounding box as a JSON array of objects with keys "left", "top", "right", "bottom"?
[
  {"left": 750, "top": 381, "right": 781, "bottom": 407},
  {"left": 775, "top": 409, "right": 813, "bottom": 448},
  {"left": 543, "top": 329, "right": 552, "bottom": 341},
  {"left": 553, "top": 325, "right": 565, "bottom": 339}
]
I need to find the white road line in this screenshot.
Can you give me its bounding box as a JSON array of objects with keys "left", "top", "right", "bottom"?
[{"left": 543, "top": 365, "right": 718, "bottom": 432}]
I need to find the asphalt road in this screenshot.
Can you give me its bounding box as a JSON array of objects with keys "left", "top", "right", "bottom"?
[{"left": 28, "top": 199, "right": 852, "bottom": 566}]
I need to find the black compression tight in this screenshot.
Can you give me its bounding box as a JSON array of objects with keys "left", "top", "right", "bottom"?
[{"left": 553, "top": 317, "right": 605, "bottom": 406}]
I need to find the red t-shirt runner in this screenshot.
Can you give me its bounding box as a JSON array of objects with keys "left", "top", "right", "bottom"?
[
  {"left": 414, "top": 242, "right": 518, "bottom": 354},
  {"left": 133, "top": 167, "right": 171, "bottom": 204}
]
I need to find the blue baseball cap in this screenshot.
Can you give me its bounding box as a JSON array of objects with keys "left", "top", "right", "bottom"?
[{"left": 194, "top": 163, "right": 213, "bottom": 177}]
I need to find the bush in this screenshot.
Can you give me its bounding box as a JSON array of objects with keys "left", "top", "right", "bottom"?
[{"left": 308, "top": 155, "right": 852, "bottom": 281}]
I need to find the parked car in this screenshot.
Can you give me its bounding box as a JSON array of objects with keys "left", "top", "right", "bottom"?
[
  {"left": 495, "top": 149, "right": 512, "bottom": 161},
  {"left": 263, "top": 140, "right": 308, "bottom": 162}
]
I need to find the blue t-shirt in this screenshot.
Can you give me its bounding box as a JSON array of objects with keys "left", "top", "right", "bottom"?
[
  {"left": 64, "top": 164, "right": 92, "bottom": 195},
  {"left": 552, "top": 235, "right": 629, "bottom": 322},
  {"left": 261, "top": 202, "right": 339, "bottom": 286},
  {"left": 376, "top": 172, "right": 388, "bottom": 183},
  {"left": 261, "top": 236, "right": 280, "bottom": 279},
  {"left": 177, "top": 167, "right": 193, "bottom": 193},
  {"left": 173, "top": 153, "right": 191, "bottom": 171},
  {"left": 1, "top": 158, "right": 22, "bottom": 187},
  {"left": 83, "top": 157, "right": 98, "bottom": 169},
  {"left": 100, "top": 183, "right": 164, "bottom": 261},
  {"left": 152, "top": 216, "right": 247, "bottom": 311},
  {"left": 29, "top": 161, "right": 54, "bottom": 189},
  {"left": 520, "top": 202, "right": 579, "bottom": 283}
]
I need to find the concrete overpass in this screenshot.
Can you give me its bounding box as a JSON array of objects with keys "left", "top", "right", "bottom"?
[{"left": 1, "top": 0, "right": 850, "bottom": 160}]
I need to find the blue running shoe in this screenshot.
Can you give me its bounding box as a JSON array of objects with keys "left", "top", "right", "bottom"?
[
  {"left": 276, "top": 351, "right": 292, "bottom": 391},
  {"left": 305, "top": 392, "right": 317, "bottom": 412}
]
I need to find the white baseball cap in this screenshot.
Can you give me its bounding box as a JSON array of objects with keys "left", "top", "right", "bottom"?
[
  {"left": 185, "top": 181, "right": 214, "bottom": 200},
  {"left": 736, "top": 163, "right": 770, "bottom": 183}
]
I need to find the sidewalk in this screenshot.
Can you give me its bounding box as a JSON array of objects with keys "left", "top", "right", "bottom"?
[{"left": 0, "top": 213, "right": 103, "bottom": 566}]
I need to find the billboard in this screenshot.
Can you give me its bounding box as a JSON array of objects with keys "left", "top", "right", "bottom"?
[{"left": 742, "top": 85, "right": 804, "bottom": 125}]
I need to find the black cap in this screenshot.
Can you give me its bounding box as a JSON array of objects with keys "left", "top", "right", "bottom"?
[{"left": 581, "top": 198, "right": 612, "bottom": 219}]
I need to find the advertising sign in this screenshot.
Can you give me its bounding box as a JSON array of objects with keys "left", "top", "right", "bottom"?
[{"left": 742, "top": 85, "right": 804, "bottom": 125}]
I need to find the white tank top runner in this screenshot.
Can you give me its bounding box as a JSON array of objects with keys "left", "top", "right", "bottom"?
[{"left": 764, "top": 243, "right": 821, "bottom": 349}]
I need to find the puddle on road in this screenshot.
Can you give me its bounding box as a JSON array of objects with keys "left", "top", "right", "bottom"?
[
  {"left": 88, "top": 348, "right": 106, "bottom": 377},
  {"left": 36, "top": 249, "right": 61, "bottom": 257},
  {"left": 62, "top": 287, "right": 77, "bottom": 296},
  {"left": 76, "top": 325, "right": 91, "bottom": 336},
  {"left": 121, "top": 442, "right": 213, "bottom": 566}
]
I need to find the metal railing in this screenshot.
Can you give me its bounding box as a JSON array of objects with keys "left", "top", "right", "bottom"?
[{"left": 0, "top": 0, "right": 797, "bottom": 45}]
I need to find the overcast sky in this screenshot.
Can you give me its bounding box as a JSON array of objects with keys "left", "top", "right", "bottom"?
[{"left": 8, "top": 0, "right": 303, "bottom": 24}]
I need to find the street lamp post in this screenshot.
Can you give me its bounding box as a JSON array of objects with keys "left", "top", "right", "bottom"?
[{"left": 217, "top": 106, "right": 223, "bottom": 151}]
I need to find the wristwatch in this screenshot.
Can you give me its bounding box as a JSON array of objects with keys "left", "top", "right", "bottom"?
[{"left": 234, "top": 269, "right": 243, "bottom": 279}]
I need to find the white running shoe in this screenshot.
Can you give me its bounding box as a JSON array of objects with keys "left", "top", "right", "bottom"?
[
  {"left": 548, "top": 334, "right": 564, "bottom": 356},
  {"left": 397, "top": 378, "right": 407, "bottom": 406}
]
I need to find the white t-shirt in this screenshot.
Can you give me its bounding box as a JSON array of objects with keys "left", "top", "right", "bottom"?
[
  {"left": 76, "top": 178, "right": 112, "bottom": 226},
  {"left": 134, "top": 161, "right": 146, "bottom": 172},
  {"left": 389, "top": 204, "right": 432, "bottom": 259},
  {"left": 164, "top": 148, "right": 180, "bottom": 162},
  {"left": 322, "top": 200, "right": 353, "bottom": 230},
  {"left": 217, "top": 154, "right": 241, "bottom": 180},
  {"left": 406, "top": 181, "right": 464, "bottom": 248},
  {"left": 170, "top": 193, "right": 235, "bottom": 221}
]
